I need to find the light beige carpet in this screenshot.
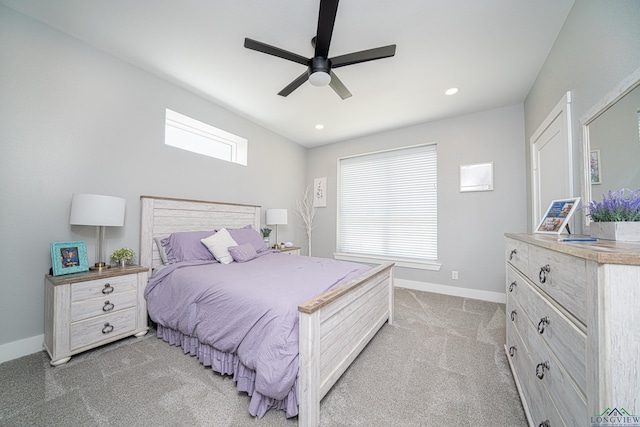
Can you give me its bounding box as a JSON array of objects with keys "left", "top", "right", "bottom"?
[{"left": 0, "top": 288, "right": 526, "bottom": 426}]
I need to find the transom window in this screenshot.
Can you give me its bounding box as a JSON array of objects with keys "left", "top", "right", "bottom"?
[{"left": 165, "top": 108, "right": 247, "bottom": 166}]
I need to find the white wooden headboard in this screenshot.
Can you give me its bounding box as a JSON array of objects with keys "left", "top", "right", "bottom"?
[{"left": 140, "top": 196, "right": 261, "bottom": 270}]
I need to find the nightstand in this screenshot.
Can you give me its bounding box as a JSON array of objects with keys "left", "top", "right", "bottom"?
[
  {"left": 44, "top": 265, "right": 149, "bottom": 366},
  {"left": 277, "top": 246, "right": 301, "bottom": 255}
]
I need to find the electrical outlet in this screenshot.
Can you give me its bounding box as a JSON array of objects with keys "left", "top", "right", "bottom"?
[{"left": 452, "top": 271, "right": 459, "bottom": 280}]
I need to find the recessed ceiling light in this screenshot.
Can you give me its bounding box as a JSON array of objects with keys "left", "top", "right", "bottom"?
[
  {"left": 315, "top": 124, "right": 324, "bottom": 130},
  {"left": 445, "top": 87, "right": 459, "bottom": 96}
]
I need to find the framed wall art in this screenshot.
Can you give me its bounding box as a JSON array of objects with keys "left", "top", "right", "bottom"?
[
  {"left": 590, "top": 150, "right": 601, "bottom": 184},
  {"left": 535, "top": 197, "right": 581, "bottom": 235},
  {"left": 460, "top": 162, "right": 494, "bottom": 192},
  {"left": 50, "top": 241, "right": 89, "bottom": 276},
  {"left": 313, "top": 177, "right": 327, "bottom": 207}
]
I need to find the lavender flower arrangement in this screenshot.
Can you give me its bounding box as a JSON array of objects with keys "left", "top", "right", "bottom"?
[
  {"left": 260, "top": 227, "right": 272, "bottom": 237},
  {"left": 586, "top": 188, "right": 640, "bottom": 222}
]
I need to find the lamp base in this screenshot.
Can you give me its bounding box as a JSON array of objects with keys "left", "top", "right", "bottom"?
[{"left": 90, "top": 262, "right": 111, "bottom": 271}]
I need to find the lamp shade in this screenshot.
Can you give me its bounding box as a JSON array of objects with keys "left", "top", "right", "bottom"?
[
  {"left": 266, "top": 209, "right": 287, "bottom": 225},
  {"left": 70, "top": 194, "right": 125, "bottom": 226}
]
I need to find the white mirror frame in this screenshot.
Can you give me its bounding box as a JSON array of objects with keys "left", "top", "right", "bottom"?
[{"left": 579, "top": 66, "right": 640, "bottom": 229}]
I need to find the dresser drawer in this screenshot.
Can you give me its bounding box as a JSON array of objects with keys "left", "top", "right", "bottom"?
[
  {"left": 527, "top": 245, "right": 586, "bottom": 325},
  {"left": 505, "top": 237, "right": 528, "bottom": 273},
  {"left": 525, "top": 281, "right": 586, "bottom": 393},
  {"left": 71, "top": 274, "right": 137, "bottom": 302},
  {"left": 506, "top": 321, "right": 530, "bottom": 394},
  {"left": 525, "top": 324, "right": 586, "bottom": 427},
  {"left": 71, "top": 290, "right": 137, "bottom": 322},
  {"left": 507, "top": 293, "right": 531, "bottom": 356},
  {"left": 70, "top": 307, "right": 136, "bottom": 351},
  {"left": 506, "top": 266, "right": 529, "bottom": 314}
]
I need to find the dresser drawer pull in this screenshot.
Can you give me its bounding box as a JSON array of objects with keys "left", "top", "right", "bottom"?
[
  {"left": 509, "top": 249, "right": 517, "bottom": 260},
  {"left": 538, "top": 264, "right": 551, "bottom": 284},
  {"left": 102, "top": 283, "right": 114, "bottom": 294},
  {"left": 102, "top": 301, "right": 115, "bottom": 312},
  {"left": 539, "top": 421, "right": 551, "bottom": 427},
  {"left": 536, "top": 361, "right": 550, "bottom": 379},
  {"left": 508, "top": 281, "right": 516, "bottom": 292},
  {"left": 102, "top": 323, "right": 114, "bottom": 334},
  {"left": 510, "top": 310, "right": 517, "bottom": 321},
  {"left": 509, "top": 346, "right": 517, "bottom": 357},
  {"left": 537, "top": 316, "right": 550, "bottom": 334}
]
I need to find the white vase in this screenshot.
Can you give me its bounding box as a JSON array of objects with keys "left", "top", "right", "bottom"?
[
  {"left": 589, "top": 222, "right": 640, "bottom": 242},
  {"left": 119, "top": 259, "right": 127, "bottom": 267}
]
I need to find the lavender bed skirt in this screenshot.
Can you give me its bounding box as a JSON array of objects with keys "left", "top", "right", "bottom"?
[{"left": 156, "top": 324, "right": 299, "bottom": 418}]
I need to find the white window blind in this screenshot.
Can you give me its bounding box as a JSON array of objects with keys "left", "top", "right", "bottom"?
[{"left": 338, "top": 144, "right": 437, "bottom": 263}]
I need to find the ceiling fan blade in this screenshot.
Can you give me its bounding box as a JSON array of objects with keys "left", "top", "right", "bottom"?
[
  {"left": 244, "top": 38, "right": 309, "bottom": 66},
  {"left": 331, "top": 45, "right": 396, "bottom": 68},
  {"left": 329, "top": 71, "right": 352, "bottom": 99},
  {"left": 314, "top": 0, "right": 339, "bottom": 58},
  {"left": 278, "top": 71, "right": 310, "bottom": 97}
]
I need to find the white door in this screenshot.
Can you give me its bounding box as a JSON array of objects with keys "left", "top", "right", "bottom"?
[{"left": 531, "top": 92, "right": 573, "bottom": 231}]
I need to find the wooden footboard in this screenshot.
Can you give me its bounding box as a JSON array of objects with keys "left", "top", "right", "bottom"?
[{"left": 298, "top": 262, "right": 394, "bottom": 427}]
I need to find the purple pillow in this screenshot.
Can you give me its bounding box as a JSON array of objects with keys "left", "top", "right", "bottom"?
[
  {"left": 227, "top": 225, "right": 268, "bottom": 253},
  {"left": 228, "top": 243, "right": 258, "bottom": 263},
  {"left": 161, "top": 230, "right": 216, "bottom": 264}
]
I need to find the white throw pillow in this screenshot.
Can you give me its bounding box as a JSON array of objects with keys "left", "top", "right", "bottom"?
[{"left": 201, "top": 228, "right": 238, "bottom": 265}]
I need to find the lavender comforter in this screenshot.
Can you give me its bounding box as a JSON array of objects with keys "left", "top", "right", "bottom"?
[{"left": 144, "top": 251, "right": 370, "bottom": 418}]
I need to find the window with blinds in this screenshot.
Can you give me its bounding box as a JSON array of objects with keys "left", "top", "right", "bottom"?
[{"left": 337, "top": 144, "right": 438, "bottom": 266}]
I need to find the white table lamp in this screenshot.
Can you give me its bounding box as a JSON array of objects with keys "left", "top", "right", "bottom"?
[
  {"left": 266, "top": 209, "right": 287, "bottom": 245},
  {"left": 70, "top": 193, "right": 125, "bottom": 270}
]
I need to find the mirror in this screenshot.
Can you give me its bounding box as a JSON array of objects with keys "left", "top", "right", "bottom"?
[{"left": 581, "top": 67, "right": 640, "bottom": 227}]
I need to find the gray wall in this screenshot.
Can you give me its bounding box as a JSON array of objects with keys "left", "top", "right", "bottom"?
[
  {"left": 0, "top": 6, "right": 306, "bottom": 347},
  {"left": 306, "top": 104, "right": 528, "bottom": 295},
  {"left": 524, "top": 0, "right": 640, "bottom": 231}
]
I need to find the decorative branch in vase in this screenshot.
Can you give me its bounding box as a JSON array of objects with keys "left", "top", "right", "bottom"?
[{"left": 296, "top": 185, "right": 317, "bottom": 256}]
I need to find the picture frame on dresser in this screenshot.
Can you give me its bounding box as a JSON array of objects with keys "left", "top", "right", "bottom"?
[
  {"left": 535, "top": 197, "right": 580, "bottom": 234},
  {"left": 50, "top": 240, "right": 89, "bottom": 276}
]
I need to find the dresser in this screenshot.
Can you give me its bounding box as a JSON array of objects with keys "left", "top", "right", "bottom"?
[
  {"left": 44, "top": 265, "right": 149, "bottom": 366},
  {"left": 505, "top": 233, "right": 640, "bottom": 427}
]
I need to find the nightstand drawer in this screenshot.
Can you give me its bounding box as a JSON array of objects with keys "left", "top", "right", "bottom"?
[
  {"left": 70, "top": 307, "right": 136, "bottom": 351},
  {"left": 71, "top": 274, "right": 137, "bottom": 302},
  {"left": 71, "top": 290, "right": 137, "bottom": 322}
]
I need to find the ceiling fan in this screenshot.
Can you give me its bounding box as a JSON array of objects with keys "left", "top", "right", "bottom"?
[{"left": 244, "top": 0, "right": 396, "bottom": 100}]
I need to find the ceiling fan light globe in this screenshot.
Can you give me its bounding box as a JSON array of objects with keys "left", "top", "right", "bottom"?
[{"left": 309, "top": 71, "right": 331, "bottom": 87}]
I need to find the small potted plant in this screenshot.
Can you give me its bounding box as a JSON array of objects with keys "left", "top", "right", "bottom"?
[
  {"left": 261, "top": 227, "right": 272, "bottom": 246},
  {"left": 586, "top": 188, "right": 640, "bottom": 241},
  {"left": 110, "top": 247, "right": 135, "bottom": 267}
]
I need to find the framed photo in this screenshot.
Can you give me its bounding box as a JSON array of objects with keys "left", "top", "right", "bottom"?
[
  {"left": 535, "top": 197, "right": 581, "bottom": 235},
  {"left": 590, "top": 150, "right": 601, "bottom": 184},
  {"left": 50, "top": 241, "right": 89, "bottom": 276},
  {"left": 460, "top": 162, "right": 494, "bottom": 192}
]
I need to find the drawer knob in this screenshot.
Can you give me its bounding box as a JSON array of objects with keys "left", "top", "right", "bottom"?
[
  {"left": 508, "top": 281, "right": 516, "bottom": 292},
  {"left": 102, "top": 323, "right": 114, "bottom": 334},
  {"left": 538, "top": 264, "right": 551, "bottom": 284},
  {"left": 537, "top": 316, "right": 550, "bottom": 334},
  {"left": 536, "top": 361, "right": 550, "bottom": 379},
  {"left": 102, "top": 283, "right": 114, "bottom": 294},
  {"left": 509, "top": 346, "right": 517, "bottom": 357},
  {"left": 102, "top": 301, "right": 115, "bottom": 312},
  {"left": 509, "top": 249, "right": 517, "bottom": 260},
  {"left": 539, "top": 421, "right": 550, "bottom": 427},
  {"left": 510, "top": 310, "right": 517, "bottom": 321}
]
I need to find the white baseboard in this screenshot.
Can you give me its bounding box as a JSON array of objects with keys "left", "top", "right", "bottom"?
[
  {"left": 0, "top": 334, "right": 44, "bottom": 364},
  {"left": 395, "top": 278, "right": 506, "bottom": 304}
]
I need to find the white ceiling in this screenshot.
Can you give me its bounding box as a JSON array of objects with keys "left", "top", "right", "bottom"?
[{"left": 2, "top": 0, "right": 574, "bottom": 147}]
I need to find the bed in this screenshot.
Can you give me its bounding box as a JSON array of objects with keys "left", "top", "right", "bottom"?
[{"left": 139, "top": 196, "right": 394, "bottom": 426}]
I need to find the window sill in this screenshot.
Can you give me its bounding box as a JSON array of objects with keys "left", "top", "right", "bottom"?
[{"left": 333, "top": 253, "right": 441, "bottom": 271}]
